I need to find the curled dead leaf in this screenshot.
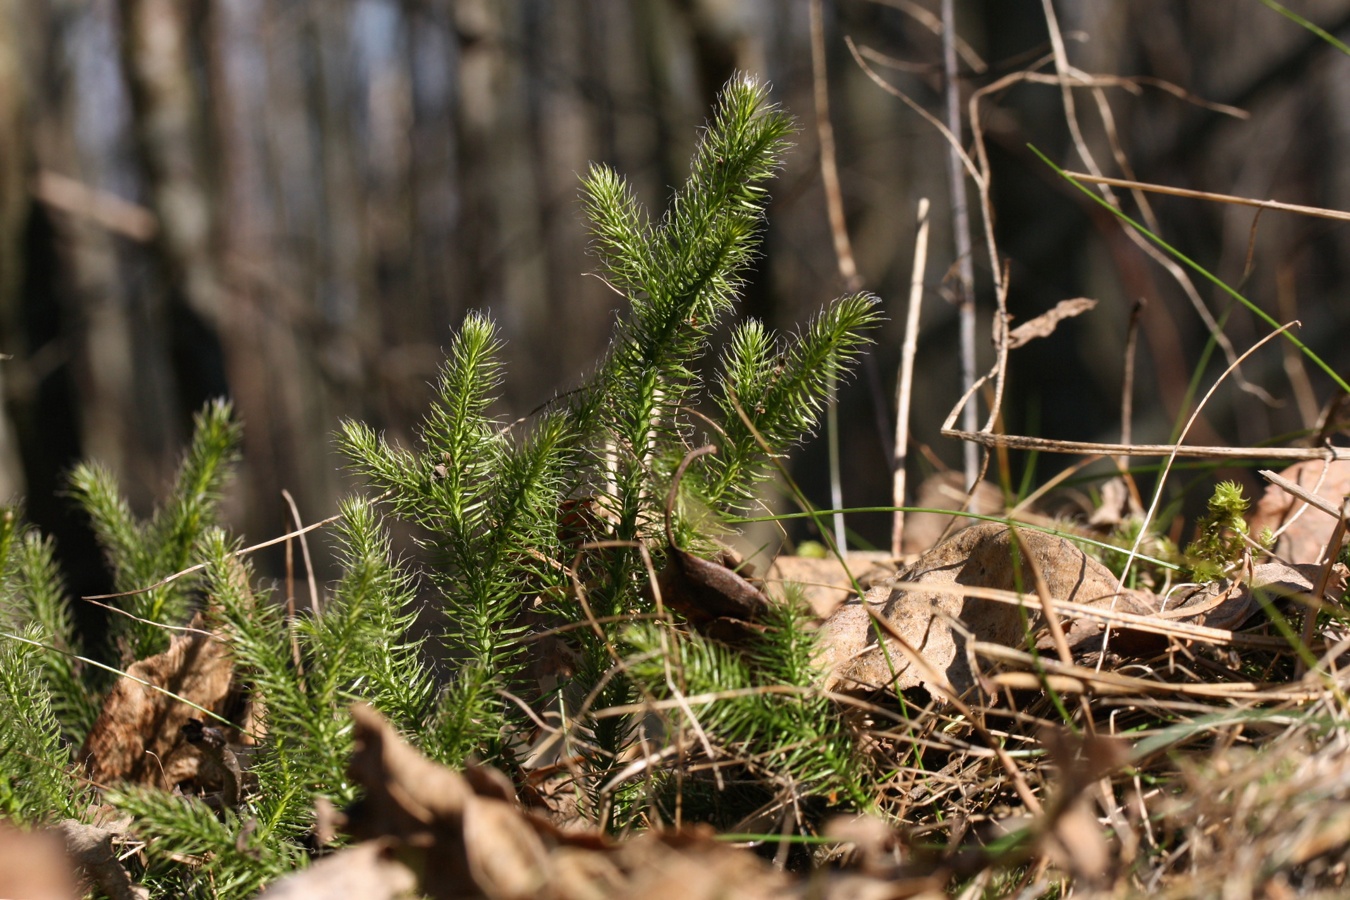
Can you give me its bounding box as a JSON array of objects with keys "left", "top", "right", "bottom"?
[
  {"left": 77, "top": 613, "right": 234, "bottom": 789},
  {"left": 346, "top": 702, "right": 551, "bottom": 899}
]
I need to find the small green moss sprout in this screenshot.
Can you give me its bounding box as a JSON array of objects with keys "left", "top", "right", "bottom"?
[{"left": 1186, "top": 480, "right": 1252, "bottom": 581}]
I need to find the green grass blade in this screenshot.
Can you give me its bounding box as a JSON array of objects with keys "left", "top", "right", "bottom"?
[{"left": 1258, "top": 0, "right": 1350, "bottom": 56}]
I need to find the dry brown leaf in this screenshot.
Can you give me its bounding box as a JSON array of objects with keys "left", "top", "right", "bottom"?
[
  {"left": 335, "top": 705, "right": 971, "bottom": 899},
  {"left": 1156, "top": 561, "right": 1331, "bottom": 634},
  {"left": 612, "top": 828, "right": 791, "bottom": 900},
  {"left": 901, "top": 473, "right": 1003, "bottom": 556},
  {"left": 346, "top": 702, "right": 552, "bottom": 899},
  {"left": 765, "top": 552, "right": 896, "bottom": 617},
  {"left": 55, "top": 819, "right": 149, "bottom": 900},
  {"left": 818, "top": 520, "right": 1335, "bottom": 704},
  {"left": 1086, "top": 476, "right": 1142, "bottom": 529},
  {"left": 817, "top": 523, "right": 1152, "bottom": 698},
  {"left": 254, "top": 839, "right": 418, "bottom": 899},
  {"left": 1006, "top": 297, "right": 1098, "bottom": 349},
  {"left": 656, "top": 545, "right": 772, "bottom": 642},
  {"left": 1250, "top": 459, "right": 1350, "bottom": 564},
  {"left": 0, "top": 820, "right": 79, "bottom": 900},
  {"left": 77, "top": 613, "right": 234, "bottom": 788}
]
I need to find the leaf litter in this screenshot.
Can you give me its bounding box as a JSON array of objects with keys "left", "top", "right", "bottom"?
[{"left": 36, "top": 454, "right": 1350, "bottom": 899}]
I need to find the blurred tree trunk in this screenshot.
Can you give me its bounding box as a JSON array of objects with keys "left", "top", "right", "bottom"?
[
  {"left": 116, "top": 0, "right": 230, "bottom": 421},
  {"left": 0, "top": 0, "right": 1345, "bottom": 577},
  {"left": 0, "top": 0, "right": 31, "bottom": 498}
]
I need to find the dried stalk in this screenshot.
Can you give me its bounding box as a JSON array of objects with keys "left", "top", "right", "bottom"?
[
  {"left": 811, "top": 0, "right": 860, "bottom": 549},
  {"left": 892, "top": 198, "right": 931, "bottom": 557},
  {"left": 1061, "top": 172, "right": 1350, "bottom": 223}
]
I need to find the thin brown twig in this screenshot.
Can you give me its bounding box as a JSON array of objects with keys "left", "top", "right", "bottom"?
[
  {"left": 1119, "top": 296, "right": 1144, "bottom": 475},
  {"left": 811, "top": 0, "right": 860, "bottom": 550},
  {"left": 1007, "top": 528, "right": 1075, "bottom": 671},
  {"left": 1259, "top": 467, "right": 1345, "bottom": 521},
  {"left": 1081, "top": 95, "right": 1276, "bottom": 406},
  {"left": 940, "top": 432, "right": 1348, "bottom": 461},
  {"left": 844, "top": 38, "right": 985, "bottom": 197},
  {"left": 851, "top": 34, "right": 1012, "bottom": 519},
  {"left": 1007, "top": 526, "right": 1096, "bottom": 732},
  {"left": 977, "top": 643, "right": 1327, "bottom": 703},
  {"left": 984, "top": 14, "right": 1276, "bottom": 406},
  {"left": 864, "top": 0, "right": 987, "bottom": 72},
  {"left": 848, "top": 39, "right": 1013, "bottom": 461},
  {"left": 1261, "top": 454, "right": 1333, "bottom": 550},
  {"left": 80, "top": 597, "right": 220, "bottom": 638},
  {"left": 883, "top": 577, "right": 1294, "bottom": 650},
  {"left": 810, "top": 0, "right": 861, "bottom": 293},
  {"left": 1010, "top": 455, "right": 1103, "bottom": 516}
]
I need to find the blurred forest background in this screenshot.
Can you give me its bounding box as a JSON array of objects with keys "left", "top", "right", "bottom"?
[{"left": 1, "top": 0, "right": 1349, "bottom": 604}]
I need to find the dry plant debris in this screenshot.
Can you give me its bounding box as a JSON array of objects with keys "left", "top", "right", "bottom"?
[
  {"left": 262, "top": 704, "right": 953, "bottom": 900},
  {"left": 766, "top": 551, "right": 895, "bottom": 617},
  {"left": 76, "top": 612, "right": 234, "bottom": 790},
  {"left": 0, "top": 817, "right": 148, "bottom": 900},
  {"left": 817, "top": 523, "right": 1153, "bottom": 698},
  {"left": 0, "top": 819, "right": 79, "bottom": 900},
  {"left": 899, "top": 472, "right": 1004, "bottom": 556},
  {"left": 6, "top": 11, "right": 1350, "bottom": 895},
  {"left": 1005, "top": 298, "right": 1099, "bottom": 350},
  {"left": 1252, "top": 458, "right": 1350, "bottom": 564}
]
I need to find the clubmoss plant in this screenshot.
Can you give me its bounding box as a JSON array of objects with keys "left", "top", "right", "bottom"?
[
  {"left": 0, "top": 74, "right": 880, "bottom": 894},
  {"left": 340, "top": 74, "right": 881, "bottom": 802},
  {"left": 67, "top": 399, "right": 241, "bottom": 663}
]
